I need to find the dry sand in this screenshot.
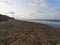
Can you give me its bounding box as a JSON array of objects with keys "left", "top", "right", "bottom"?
[{"left": 0, "top": 20, "right": 60, "bottom": 45}]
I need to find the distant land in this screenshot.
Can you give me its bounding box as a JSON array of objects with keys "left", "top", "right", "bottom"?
[{"left": 0, "top": 14, "right": 15, "bottom": 21}]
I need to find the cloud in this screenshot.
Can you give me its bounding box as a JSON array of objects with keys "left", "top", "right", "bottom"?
[
  {"left": 25, "top": 0, "right": 60, "bottom": 19},
  {"left": 0, "top": 0, "right": 16, "bottom": 17},
  {"left": 0, "top": 0, "right": 13, "bottom": 5},
  {"left": 0, "top": 0, "right": 59, "bottom": 19},
  {"left": 39, "top": 0, "right": 47, "bottom": 8},
  {"left": 0, "top": 0, "right": 8, "bottom": 3},
  {"left": 0, "top": 0, "right": 48, "bottom": 19},
  {"left": 24, "top": 0, "right": 48, "bottom": 19},
  {"left": 49, "top": 6, "right": 60, "bottom": 15}
]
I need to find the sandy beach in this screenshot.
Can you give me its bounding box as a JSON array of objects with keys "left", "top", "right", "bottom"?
[{"left": 0, "top": 20, "right": 60, "bottom": 45}]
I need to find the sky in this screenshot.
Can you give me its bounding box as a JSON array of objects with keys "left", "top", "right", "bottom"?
[{"left": 0, "top": 0, "right": 60, "bottom": 19}]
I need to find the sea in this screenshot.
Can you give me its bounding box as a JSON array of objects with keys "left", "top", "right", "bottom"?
[{"left": 22, "top": 19, "right": 60, "bottom": 28}]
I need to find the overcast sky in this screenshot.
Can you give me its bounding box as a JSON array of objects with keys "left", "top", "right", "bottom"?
[{"left": 0, "top": 0, "right": 60, "bottom": 19}]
